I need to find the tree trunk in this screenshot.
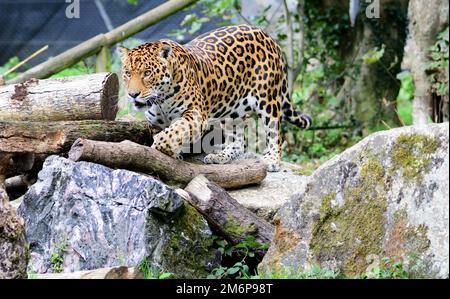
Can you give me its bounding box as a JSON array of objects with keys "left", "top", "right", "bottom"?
[
  {"left": 0, "top": 120, "right": 154, "bottom": 154},
  {"left": 0, "top": 73, "right": 118, "bottom": 121},
  {"left": 329, "top": 0, "right": 409, "bottom": 130},
  {"left": 68, "top": 139, "right": 267, "bottom": 189},
  {"left": 183, "top": 175, "right": 274, "bottom": 256},
  {"left": 401, "top": 0, "right": 449, "bottom": 124}
]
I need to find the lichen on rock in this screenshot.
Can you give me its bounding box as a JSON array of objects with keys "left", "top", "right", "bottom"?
[
  {"left": 259, "top": 123, "right": 449, "bottom": 278},
  {"left": 310, "top": 155, "right": 388, "bottom": 276},
  {"left": 390, "top": 133, "right": 439, "bottom": 183}
]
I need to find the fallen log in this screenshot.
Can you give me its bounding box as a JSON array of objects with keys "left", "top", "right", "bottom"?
[
  {"left": 0, "top": 73, "right": 118, "bottom": 121},
  {"left": 183, "top": 175, "right": 274, "bottom": 256},
  {"left": 5, "top": 174, "right": 36, "bottom": 200},
  {"left": 68, "top": 139, "right": 267, "bottom": 189},
  {"left": 0, "top": 120, "right": 154, "bottom": 154}
]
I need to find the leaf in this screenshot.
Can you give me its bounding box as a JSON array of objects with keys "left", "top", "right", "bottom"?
[
  {"left": 227, "top": 267, "right": 240, "bottom": 275},
  {"left": 362, "top": 45, "right": 385, "bottom": 65},
  {"left": 216, "top": 240, "right": 225, "bottom": 248},
  {"left": 159, "top": 272, "right": 172, "bottom": 279}
]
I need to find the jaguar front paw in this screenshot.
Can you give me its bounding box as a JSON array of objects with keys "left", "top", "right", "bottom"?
[{"left": 203, "top": 153, "right": 231, "bottom": 165}]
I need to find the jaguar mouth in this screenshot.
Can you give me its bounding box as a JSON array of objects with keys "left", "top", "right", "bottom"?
[{"left": 133, "top": 100, "right": 147, "bottom": 108}]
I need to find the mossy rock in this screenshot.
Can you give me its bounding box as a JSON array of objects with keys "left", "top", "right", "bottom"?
[
  {"left": 145, "top": 203, "right": 219, "bottom": 278},
  {"left": 259, "top": 123, "right": 449, "bottom": 278}
]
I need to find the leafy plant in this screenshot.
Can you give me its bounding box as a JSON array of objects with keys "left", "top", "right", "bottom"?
[
  {"left": 50, "top": 240, "right": 68, "bottom": 273},
  {"left": 50, "top": 60, "right": 95, "bottom": 78},
  {"left": 0, "top": 56, "right": 23, "bottom": 81},
  {"left": 257, "top": 265, "right": 342, "bottom": 279},
  {"left": 359, "top": 257, "right": 411, "bottom": 279},
  {"left": 362, "top": 44, "right": 386, "bottom": 65},
  {"left": 208, "top": 235, "right": 269, "bottom": 279},
  {"left": 138, "top": 258, "right": 172, "bottom": 279},
  {"left": 426, "top": 27, "right": 449, "bottom": 97},
  {"left": 169, "top": 0, "right": 241, "bottom": 41},
  {"left": 396, "top": 71, "right": 414, "bottom": 125}
]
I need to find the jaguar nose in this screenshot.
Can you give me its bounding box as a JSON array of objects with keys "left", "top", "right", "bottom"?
[{"left": 128, "top": 91, "right": 141, "bottom": 99}]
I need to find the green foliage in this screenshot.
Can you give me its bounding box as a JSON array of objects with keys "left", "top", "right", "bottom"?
[
  {"left": 208, "top": 235, "right": 268, "bottom": 279},
  {"left": 359, "top": 257, "right": 411, "bottom": 279},
  {"left": 50, "top": 61, "right": 95, "bottom": 78},
  {"left": 138, "top": 258, "right": 172, "bottom": 279},
  {"left": 258, "top": 265, "right": 342, "bottom": 279},
  {"left": 127, "top": 0, "right": 138, "bottom": 5},
  {"left": 259, "top": 257, "right": 419, "bottom": 279},
  {"left": 170, "top": 0, "right": 241, "bottom": 40},
  {"left": 50, "top": 240, "right": 68, "bottom": 273},
  {"left": 0, "top": 56, "right": 22, "bottom": 81},
  {"left": 363, "top": 44, "right": 386, "bottom": 65},
  {"left": 426, "top": 27, "right": 449, "bottom": 97},
  {"left": 396, "top": 71, "right": 414, "bottom": 125}
]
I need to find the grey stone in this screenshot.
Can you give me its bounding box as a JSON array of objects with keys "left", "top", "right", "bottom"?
[
  {"left": 18, "top": 156, "right": 218, "bottom": 278},
  {"left": 229, "top": 162, "right": 309, "bottom": 223},
  {"left": 259, "top": 123, "right": 449, "bottom": 278}
]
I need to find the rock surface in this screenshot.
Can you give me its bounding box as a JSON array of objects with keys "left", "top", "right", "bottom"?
[
  {"left": 18, "top": 156, "right": 218, "bottom": 278},
  {"left": 33, "top": 266, "right": 142, "bottom": 279},
  {"left": 259, "top": 123, "right": 449, "bottom": 278},
  {"left": 229, "top": 162, "right": 309, "bottom": 222},
  {"left": 0, "top": 188, "right": 29, "bottom": 279}
]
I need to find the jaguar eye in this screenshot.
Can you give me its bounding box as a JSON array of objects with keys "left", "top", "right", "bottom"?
[{"left": 144, "top": 70, "right": 151, "bottom": 77}]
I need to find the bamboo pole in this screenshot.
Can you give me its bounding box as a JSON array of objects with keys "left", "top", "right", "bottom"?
[{"left": 6, "top": 0, "right": 199, "bottom": 84}]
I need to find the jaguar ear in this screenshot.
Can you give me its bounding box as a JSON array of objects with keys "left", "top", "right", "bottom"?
[
  {"left": 160, "top": 43, "right": 173, "bottom": 59},
  {"left": 118, "top": 46, "right": 130, "bottom": 59}
]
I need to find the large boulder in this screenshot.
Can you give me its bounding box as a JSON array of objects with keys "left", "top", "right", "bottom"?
[
  {"left": 18, "top": 156, "right": 218, "bottom": 278},
  {"left": 259, "top": 123, "right": 449, "bottom": 278},
  {"left": 0, "top": 188, "right": 29, "bottom": 279}
]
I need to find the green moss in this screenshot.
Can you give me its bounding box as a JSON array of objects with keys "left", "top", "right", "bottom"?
[
  {"left": 360, "top": 156, "right": 385, "bottom": 185},
  {"left": 319, "top": 192, "right": 336, "bottom": 221},
  {"left": 158, "top": 203, "right": 217, "bottom": 278},
  {"left": 310, "top": 156, "right": 388, "bottom": 276},
  {"left": 391, "top": 134, "right": 438, "bottom": 183},
  {"left": 223, "top": 213, "right": 257, "bottom": 237}
]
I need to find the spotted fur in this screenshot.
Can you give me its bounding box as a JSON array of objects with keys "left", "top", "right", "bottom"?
[{"left": 120, "top": 25, "right": 311, "bottom": 172}]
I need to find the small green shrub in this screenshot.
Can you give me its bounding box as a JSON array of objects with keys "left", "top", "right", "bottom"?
[
  {"left": 0, "top": 56, "right": 23, "bottom": 81},
  {"left": 358, "top": 257, "right": 411, "bottom": 279},
  {"left": 138, "top": 258, "right": 172, "bottom": 279},
  {"left": 396, "top": 71, "right": 414, "bottom": 126},
  {"left": 208, "top": 235, "right": 269, "bottom": 279},
  {"left": 426, "top": 27, "right": 449, "bottom": 98},
  {"left": 50, "top": 240, "right": 68, "bottom": 273},
  {"left": 257, "top": 265, "right": 342, "bottom": 279}
]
